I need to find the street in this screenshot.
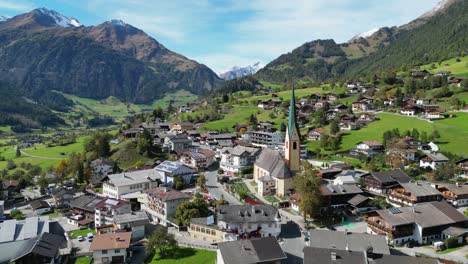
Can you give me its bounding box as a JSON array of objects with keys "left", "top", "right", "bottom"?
[{"left": 205, "top": 168, "right": 241, "bottom": 205}]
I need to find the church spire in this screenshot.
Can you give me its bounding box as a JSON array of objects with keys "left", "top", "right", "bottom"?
[{"left": 288, "top": 81, "right": 300, "bottom": 139}]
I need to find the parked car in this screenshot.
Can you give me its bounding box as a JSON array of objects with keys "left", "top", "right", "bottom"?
[
  {"left": 87, "top": 233, "right": 94, "bottom": 242},
  {"left": 78, "top": 236, "right": 85, "bottom": 242}
]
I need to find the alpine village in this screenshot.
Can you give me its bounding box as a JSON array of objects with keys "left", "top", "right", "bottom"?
[{"left": 0, "top": 1, "right": 467, "bottom": 264}]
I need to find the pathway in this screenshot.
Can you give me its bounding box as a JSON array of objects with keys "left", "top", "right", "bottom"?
[
  {"left": 20, "top": 150, "right": 63, "bottom": 160},
  {"left": 205, "top": 170, "right": 241, "bottom": 205}
]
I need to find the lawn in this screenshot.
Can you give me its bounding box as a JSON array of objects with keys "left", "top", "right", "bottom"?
[
  {"left": 202, "top": 105, "right": 258, "bottom": 131},
  {"left": 314, "top": 112, "right": 468, "bottom": 156},
  {"left": 420, "top": 56, "right": 468, "bottom": 78},
  {"left": 42, "top": 212, "right": 61, "bottom": 218},
  {"left": 68, "top": 228, "right": 96, "bottom": 239},
  {"left": 73, "top": 256, "right": 91, "bottom": 264},
  {"left": 436, "top": 246, "right": 465, "bottom": 255},
  {"left": 149, "top": 247, "right": 216, "bottom": 264},
  {"left": 246, "top": 87, "right": 324, "bottom": 102}
]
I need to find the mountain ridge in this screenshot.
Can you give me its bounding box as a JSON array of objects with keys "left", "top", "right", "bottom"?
[{"left": 219, "top": 62, "right": 264, "bottom": 80}]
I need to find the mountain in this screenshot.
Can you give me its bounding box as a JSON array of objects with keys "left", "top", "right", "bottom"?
[
  {"left": 0, "top": 8, "right": 221, "bottom": 104},
  {"left": 257, "top": 0, "right": 467, "bottom": 83},
  {"left": 219, "top": 62, "right": 264, "bottom": 80},
  {"left": 0, "top": 16, "right": 9, "bottom": 23}
]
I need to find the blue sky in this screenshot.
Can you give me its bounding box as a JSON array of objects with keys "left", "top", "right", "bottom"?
[{"left": 0, "top": 0, "right": 441, "bottom": 73}]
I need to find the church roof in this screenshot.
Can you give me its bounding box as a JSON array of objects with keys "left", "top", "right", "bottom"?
[
  {"left": 255, "top": 149, "right": 292, "bottom": 179},
  {"left": 287, "top": 82, "right": 300, "bottom": 139}
]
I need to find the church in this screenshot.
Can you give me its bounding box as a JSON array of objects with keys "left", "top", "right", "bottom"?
[{"left": 253, "top": 84, "right": 301, "bottom": 197}]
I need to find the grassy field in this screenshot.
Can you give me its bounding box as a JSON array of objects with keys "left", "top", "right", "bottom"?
[
  {"left": 149, "top": 247, "right": 216, "bottom": 264},
  {"left": 68, "top": 228, "right": 96, "bottom": 239},
  {"left": 202, "top": 105, "right": 258, "bottom": 131},
  {"left": 245, "top": 87, "right": 323, "bottom": 102},
  {"left": 420, "top": 56, "right": 468, "bottom": 77},
  {"left": 42, "top": 212, "right": 61, "bottom": 218},
  {"left": 308, "top": 112, "right": 468, "bottom": 156},
  {"left": 0, "top": 135, "right": 88, "bottom": 170},
  {"left": 73, "top": 256, "right": 91, "bottom": 264},
  {"left": 151, "top": 90, "right": 198, "bottom": 109}
]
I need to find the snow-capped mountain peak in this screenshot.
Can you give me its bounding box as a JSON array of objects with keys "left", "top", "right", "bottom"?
[
  {"left": 219, "top": 62, "right": 264, "bottom": 80},
  {"left": 418, "top": 0, "right": 458, "bottom": 19},
  {"left": 0, "top": 15, "right": 10, "bottom": 22},
  {"left": 349, "top": 27, "right": 380, "bottom": 42},
  {"left": 107, "top": 19, "right": 127, "bottom": 27},
  {"left": 35, "top": 7, "right": 82, "bottom": 28}
]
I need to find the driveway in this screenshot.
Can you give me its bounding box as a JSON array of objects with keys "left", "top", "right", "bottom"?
[{"left": 205, "top": 169, "right": 240, "bottom": 205}]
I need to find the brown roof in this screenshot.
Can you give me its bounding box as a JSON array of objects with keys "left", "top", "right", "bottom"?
[
  {"left": 89, "top": 232, "right": 132, "bottom": 251},
  {"left": 145, "top": 187, "right": 190, "bottom": 201},
  {"left": 3, "top": 180, "right": 19, "bottom": 188},
  {"left": 362, "top": 141, "right": 383, "bottom": 147}
]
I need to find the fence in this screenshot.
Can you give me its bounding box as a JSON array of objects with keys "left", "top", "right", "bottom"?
[{"left": 177, "top": 241, "right": 217, "bottom": 251}]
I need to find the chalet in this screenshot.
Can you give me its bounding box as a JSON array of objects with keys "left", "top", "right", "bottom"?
[
  {"left": 351, "top": 141, "right": 384, "bottom": 157},
  {"left": 245, "top": 130, "right": 283, "bottom": 148},
  {"left": 326, "top": 94, "right": 338, "bottom": 101},
  {"left": 433, "top": 183, "right": 468, "bottom": 207},
  {"left": 307, "top": 128, "right": 325, "bottom": 141},
  {"left": 308, "top": 94, "right": 322, "bottom": 102},
  {"left": 89, "top": 232, "right": 132, "bottom": 264},
  {"left": 387, "top": 182, "right": 442, "bottom": 207},
  {"left": 219, "top": 146, "right": 260, "bottom": 176},
  {"left": 423, "top": 111, "right": 444, "bottom": 120},
  {"left": 171, "top": 122, "right": 194, "bottom": 132},
  {"left": 383, "top": 98, "right": 395, "bottom": 106},
  {"left": 155, "top": 161, "right": 197, "bottom": 187},
  {"left": 69, "top": 195, "right": 101, "bottom": 227},
  {"left": 257, "top": 99, "right": 281, "bottom": 109},
  {"left": 449, "top": 77, "right": 464, "bottom": 87},
  {"left": 455, "top": 158, "right": 468, "bottom": 176},
  {"left": 363, "top": 169, "right": 411, "bottom": 195},
  {"left": 347, "top": 194, "right": 376, "bottom": 214},
  {"left": 94, "top": 198, "right": 131, "bottom": 228},
  {"left": 122, "top": 127, "right": 142, "bottom": 138},
  {"left": 30, "top": 200, "right": 52, "bottom": 215},
  {"left": 320, "top": 184, "right": 363, "bottom": 208},
  {"left": 410, "top": 69, "right": 430, "bottom": 78},
  {"left": 436, "top": 71, "right": 451, "bottom": 77},
  {"left": 51, "top": 188, "right": 74, "bottom": 207},
  {"left": 346, "top": 87, "right": 360, "bottom": 94},
  {"left": 400, "top": 104, "right": 419, "bottom": 116},
  {"left": 2, "top": 179, "right": 19, "bottom": 200},
  {"left": 398, "top": 136, "right": 422, "bottom": 150},
  {"left": 179, "top": 149, "right": 216, "bottom": 170},
  {"left": 217, "top": 237, "right": 287, "bottom": 264},
  {"left": 352, "top": 101, "right": 372, "bottom": 112},
  {"left": 163, "top": 135, "right": 192, "bottom": 152},
  {"left": 420, "top": 153, "right": 449, "bottom": 170},
  {"left": 385, "top": 148, "right": 417, "bottom": 165},
  {"left": 206, "top": 133, "right": 237, "bottom": 146},
  {"left": 366, "top": 202, "right": 468, "bottom": 245},
  {"left": 339, "top": 121, "right": 358, "bottom": 131},
  {"left": 257, "top": 122, "right": 274, "bottom": 131}
]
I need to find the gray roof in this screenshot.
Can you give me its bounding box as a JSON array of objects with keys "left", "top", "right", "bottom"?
[
  {"left": 375, "top": 202, "right": 467, "bottom": 228},
  {"left": 217, "top": 205, "right": 280, "bottom": 224},
  {"left": 347, "top": 194, "right": 370, "bottom": 207},
  {"left": 307, "top": 230, "right": 390, "bottom": 255},
  {"left": 113, "top": 211, "right": 149, "bottom": 225},
  {"left": 304, "top": 247, "right": 437, "bottom": 264},
  {"left": 11, "top": 232, "right": 64, "bottom": 262},
  {"left": 321, "top": 184, "right": 363, "bottom": 196},
  {"left": 423, "top": 153, "right": 449, "bottom": 162},
  {"left": 69, "top": 195, "right": 102, "bottom": 212},
  {"left": 222, "top": 146, "right": 260, "bottom": 157},
  {"left": 370, "top": 169, "right": 411, "bottom": 184},
  {"left": 155, "top": 161, "right": 195, "bottom": 174},
  {"left": 399, "top": 182, "right": 441, "bottom": 197},
  {"left": 107, "top": 169, "right": 161, "bottom": 187},
  {"left": 255, "top": 149, "right": 292, "bottom": 179},
  {"left": 437, "top": 183, "right": 468, "bottom": 195},
  {"left": 218, "top": 237, "right": 287, "bottom": 264},
  {"left": 0, "top": 216, "right": 50, "bottom": 243},
  {"left": 30, "top": 200, "right": 50, "bottom": 210},
  {"left": 442, "top": 226, "right": 468, "bottom": 237}
]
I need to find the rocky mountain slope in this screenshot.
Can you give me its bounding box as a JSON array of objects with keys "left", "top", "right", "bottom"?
[
  {"left": 219, "top": 62, "right": 264, "bottom": 80},
  {"left": 0, "top": 8, "right": 221, "bottom": 104}
]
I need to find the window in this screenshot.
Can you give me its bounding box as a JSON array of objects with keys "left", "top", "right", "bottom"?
[
  {"left": 115, "top": 249, "right": 120, "bottom": 253},
  {"left": 102, "top": 250, "right": 108, "bottom": 254},
  {"left": 293, "top": 142, "right": 297, "bottom": 150}
]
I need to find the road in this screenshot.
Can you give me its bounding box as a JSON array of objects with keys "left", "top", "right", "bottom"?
[{"left": 205, "top": 169, "right": 241, "bottom": 205}]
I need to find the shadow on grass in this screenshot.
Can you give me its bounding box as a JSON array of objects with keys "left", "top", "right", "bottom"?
[{"left": 153, "top": 247, "right": 197, "bottom": 262}]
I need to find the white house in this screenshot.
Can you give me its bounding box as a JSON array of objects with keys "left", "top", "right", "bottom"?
[
  {"left": 89, "top": 232, "right": 132, "bottom": 264},
  {"left": 154, "top": 161, "right": 197, "bottom": 187},
  {"left": 352, "top": 141, "right": 384, "bottom": 157},
  {"left": 420, "top": 153, "right": 449, "bottom": 170},
  {"left": 94, "top": 198, "right": 131, "bottom": 227},
  {"left": 29, "top": 200, "right": 52, "bottom": 215},
  {"left": 219, "top": 146, "right": 260, "bottom": 176},
  {"left": 138, "top": 187, "right": 190, "bottom": 227},
  {"left": 333, "top": 175, "right": 356, "bottom": 185},
  {"left": 103, "top": 169, "right": 160, "bottom": 199}
]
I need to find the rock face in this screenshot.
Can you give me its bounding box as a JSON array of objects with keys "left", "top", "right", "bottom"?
[
  {"left": 0, "top": 8, "right": 221, "bottom": 103},
  {"left": 219, "top": 62, "right": 264, "bottom": 80}
]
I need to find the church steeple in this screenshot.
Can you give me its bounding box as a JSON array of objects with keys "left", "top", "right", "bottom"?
[{"left": 285, "top": 81, "right": 301, "bottom": 172}]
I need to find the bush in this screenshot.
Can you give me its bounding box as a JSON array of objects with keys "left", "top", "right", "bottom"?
[
  {"left": 444, "top": 237, "right": 459, "bottom": 249},
  {"left": 217, "top": 168, "right": 224, "bottom": 175}
]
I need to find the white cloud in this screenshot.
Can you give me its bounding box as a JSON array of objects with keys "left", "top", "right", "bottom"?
[{"left": 0, "top": 0, "right": 33, "bottom": 11}]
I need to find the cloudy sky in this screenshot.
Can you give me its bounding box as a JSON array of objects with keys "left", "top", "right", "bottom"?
[{"left": 0, "top": 0, "right": 441, "bottom": 73}]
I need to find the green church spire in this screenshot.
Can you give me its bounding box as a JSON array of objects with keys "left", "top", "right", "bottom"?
[{"left": 287, "top": 81, "right": 299, "bottom": 139}]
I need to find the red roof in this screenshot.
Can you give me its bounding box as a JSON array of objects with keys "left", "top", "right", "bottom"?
[
  {"left": 244, "top": 197, "right": 263, "bottom": 205},
  {"left": 94, "top": 198, "right": 128, "bottom": 209},
  {"left": 312, "top": 128, "right": 326, "bottom": 134},
  {"left": 3, "top": 180, "right": 19, "bottom": 188}
]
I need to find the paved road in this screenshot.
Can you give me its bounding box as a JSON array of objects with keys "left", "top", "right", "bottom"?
[
  {"left": 396, "top": 245, "right": 468, "bottom": 263},
  {"left": 205, "top": 169, "right": 241, "bottom": 205}
]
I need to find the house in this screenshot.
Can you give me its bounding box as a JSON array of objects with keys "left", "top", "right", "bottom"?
[
  {"left": 189, "top": 216, "right": 226, "bottom": 243},
  {"left": 69, "top": 195, "right": 102, "bottom": 227},
  {"left": 456, "top": 158, "right": 468, "bottom": 176},
  {"left": 316, "top": 169, "right": 342, "bottom": 179},
  {"left": 94, "top": 198, "right": 131, "bottom": 227},
  {"left": 387, "top": 182, "right": 442, "bottom": 207},
  {"left": 433, "top": 183, "right": 468, "bottom": 207},
  {"left": 103, "top": 169, "right": 160, "bottom": 199},
  {"left": 8, "top": 233, "right": 65, "bottom": 264},
  {"left": 348, "top": 194, "right": 376, "bottom": 214},
  {"left": 306, "top": 229, "right": 390, "bottom": 254},
  {"left": 363, "top": 169, "right": 412, "bottom": 195},
  {"left": 179, "top": 149, "right": 216, "bottom": 170},
  {"left": 303, "top": 246, "right": 437, "bottom": 264},
  {"left": 155, "top": 160, "right": 197, "bottom": 187},
  {"left": 449, "top": 77, "right": 464, "bottom": 87},
  {"left": 320, "top": 184, "right": 363, "bottom": 208},
  {"left": 217, "top": 237, "right": 287, "bottom": 264},
  {"left": 216, "top": 204, "right": 281, "bottom": 240},
  {"left": 333, "top": 175, "right": 356, "bottom": 185},
  {"left": 351, "top": 141, "right": 384, "bottom": 157},
  {"left": 307, "top": 128, "right": 325, "bottom": 141},
  {"left": 2, "top": 179, "right": 19, "bottom": 200},
  {"left": 51, "top": 188, "right": 74, "bottom": 207},
  {"left": 206, "top": 133, "right": 237, "bottom": 146},
  {"left": 138, "top": 187, "right": 190, "bottom": 227},
  {"left": 366, "top": 201, "right": 468, "bottom": 245},
  {"left": 352, "top": 101, "right": 372, "bottom": 112},
  {"left": 441, "top": 226, "right": 468, "bottom": 245},
  {"left": 339, "top": 121, "right": 358, "bottom": 131},
  {"left": 171, "top": 122, "right": 194, "bottom": 133},
  {"left": 385, "top": 148, "right": 417, "bottom": 166},
  {"left": 163, "top": 135, "right": 192, "bottom": 151},
  {"left": 383, "top": 98, "right": 395, "bottom": 106},
  {"left": 244, "top": 131, "right": 283, "bottom": 148},
  {"left": 420, "top": 153, "right": 449, "bottom": 170},
  {"left": 257, "top": 122, "right": 274, "bottom": 131},
  {"left": 400, "top": 104, "right": 420, "bottom": 116},
  {"left": 219, "top": 146, "right": 260, "bottom": 176},
  {"left": 122, "top": 127, "right": 142, "bottom": 138},
  {"left": 89, "top": 232, "right": 132, "bottom": 264},
  {"left": 423, "top": 111, "right": 444, "bottom": 120},
  {"left": 113, "top": 211, "right": 150, "bottom": 240},
  {"left": 30, "top": 200, "right": 52, "bottom": 215}
]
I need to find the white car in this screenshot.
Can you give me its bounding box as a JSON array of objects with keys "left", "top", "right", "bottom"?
[{"left": 77, "top": 236, "right": 85, "bottom": 242}]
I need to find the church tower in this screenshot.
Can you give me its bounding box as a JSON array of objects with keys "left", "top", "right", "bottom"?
[{"left": 285, "top": 82, "right": 301, "bottom": 172}]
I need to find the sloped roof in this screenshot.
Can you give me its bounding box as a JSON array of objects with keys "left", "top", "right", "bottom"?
[
  {"left": 255, "top": 149, "right": 292, "bottom": 179},
  {"left": 217, "top": 205, "right": 280, "bottom": 224},
  {"left": 348, "top": 194, "right": 370, "bottom": 207},
  {"left": 11, "top": 232, "right": 64, "bottom": 262},
  {"left": 370, "top": 169, "right": 411, "bottom": 184},
  {"left": 218, "top": 237, "right": 286, "bottom": 264},
  {"left": 144, "top": 187, "right": 190, "bottom": 202},
  {"left": 89, "top": 232, "right": 132, "bottom": 251}
]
